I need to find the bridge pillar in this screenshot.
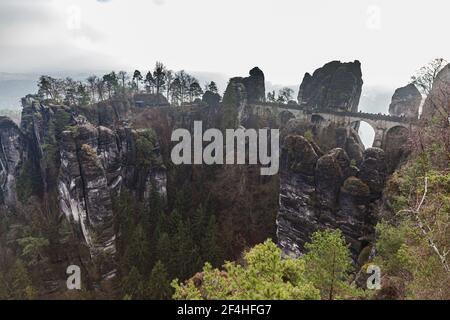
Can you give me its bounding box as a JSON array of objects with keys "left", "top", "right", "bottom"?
[{"left": 373, "top": 128, "right": 385, "bottom": 148}]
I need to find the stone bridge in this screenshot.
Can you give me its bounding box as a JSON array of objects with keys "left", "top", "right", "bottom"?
[{"left": 249, "top": 103, "right": 418, "bottom": 148}]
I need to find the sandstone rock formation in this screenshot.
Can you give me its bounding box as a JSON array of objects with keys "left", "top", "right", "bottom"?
[
  {"left": 222, "top": 77, "right": 249, "bottom": 127},
  {"left": 388, "top": 83, "right": 421, "bottom": 119},
  {"left": 421, "top": 63, "right": 450, "bottom": 120},
  {"left": 282, "top": 119, "right": 364, "bottom": 165},
  {"left": 243, "top": 67, "right": 265, "bottom": 103},
  {"left": 1, "top": 96, "right": 167, "bottom": 282},
  {"left": 0, "top": 117, "right": 22, "bottom": 205},
  {"left": 221, "top": 67, "right": 266, "bottom": 127},
  {"left": 134, "top": 93, "right": 169, "bottom": 107},
  {"left": 277, "top": 137, "right": 386, "bottom": 259},
  {"left": 383, "top": 126, "right": 410, "bottom": 173},
  {"left": 298, "top": 60, "right": 363, "bottom": 112}
]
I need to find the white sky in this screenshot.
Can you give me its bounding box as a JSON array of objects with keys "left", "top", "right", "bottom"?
[{"left": 0, "top": 0, "right": 449, "bottom": 87}]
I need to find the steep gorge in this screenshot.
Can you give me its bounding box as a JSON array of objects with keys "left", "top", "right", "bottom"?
[{"left": 0, "top": 61, "right": 416, "bottom": 298}]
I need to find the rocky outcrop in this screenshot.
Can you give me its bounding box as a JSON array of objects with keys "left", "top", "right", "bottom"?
[
  {"left": 222, "top": 77, "right": 248, "bottom": 127},
  {"left": 283, "top": 119, "right": 364, "bottom": 165},
  {"left": 388, "top": 83, "right": 421, "bottom": 119},
  {"left": 5, "top": 97, "right": 167, "bottom": 281},
  {"left": 134, "top": 93, "right": 169, "bottom": 108},
  {"left": 221, "top": 67, "right": 266, "bottom": 127},
  {"left": 298, "top": 60, "right": 363, "bottom": 112},
  {"left": 421, "top": 63, "right": 450, "bottom": 120},
  {"left": 0, "top": 117, "right": 22, "bottom": 205},
  {"left": 243, "top": 67, "right": 265, "bottom": 103},
  {"left": 384, "top": 126, "right": 410, "bottom": 173},
  {"left": 277, "top": 132, "right": 386, "bottom": 259}
]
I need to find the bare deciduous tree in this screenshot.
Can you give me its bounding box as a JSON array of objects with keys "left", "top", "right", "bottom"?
[
  {"left": 398, "top": 176, "right": 450, "bottom": 274},
  {"left": 411, "top": 58, "right": 447, "bottom": 95}
]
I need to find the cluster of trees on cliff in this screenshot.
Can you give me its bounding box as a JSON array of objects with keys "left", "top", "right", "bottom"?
[
  {"left": 36, "top": 62, "right": 219, "bottom": 107},
  {"left": 373, "top": 121, "right": 450, "bottom": 298},
  {"left": 372, "top": 58, "right": 450, "bottom": 299},
  {"left": 267, "top": 87, "right": 295, "bottom": 104}
]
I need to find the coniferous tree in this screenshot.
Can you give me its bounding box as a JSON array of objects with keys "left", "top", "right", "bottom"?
[
  {"left": 133, "top": 70, "right": 143, "bottom": 92},
  {"left": 156, "top": 232, "right": 172, "bottom": 275},
  {"left": 121, "top": 266, "right": 144, "bottom": 300},
  {"left": 144, "top": 261, "right": 172, "bottom": 300},
  {"left": 118, "top": 71, "right": 128, "bottom": 93},
  {"left": 303, "top": 229, "right": 352, "bottom": 300},
  {"left": 202, "top": 215, "right": 222, "bottom": 267},
  {"left": 86, "top": 75, "right": 97, "bottom": 102},
  {"left": 173, "top": 216, "right": 201, "bottom": 280},
  {"left": 103, "top": 72, "right": 119, "bottom": 98},
  {"left": 77, "top": 83, "right": 90, "bottom": 105},
  {"left": 164, "top": 70, "right": 174, "bottom": 100},
  {"left": 170, "top": 77, "right": 182, "bottom": 105},
  {"left": 96, "top": 78, "right": 106, "bottom": 100},
  {"left": 189, "top": 81, "right": 203, "bottom": 102},
  {"left": 122, "top": 224, "right": 150, "bottom": 275},
  {"left": 145, "top": 71, "right": 155, "bottom": 94},
  {"left": 116, "top": 190, "right": 134, "bottom": 247},
  {"left": 153, "top": 62, "right": 166, "bottom": 102},
  {"left": 207, "top": 81, "right": 218, "bottom": 94},
  {"left": 191, "top": 206, "right": 205, "bottom": 243}
]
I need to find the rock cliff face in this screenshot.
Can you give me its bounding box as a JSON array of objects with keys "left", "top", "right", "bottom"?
[
  {"left": 298, "top": 60, "right": 363, "bottom": 112},
  {"left": 134, "top": 93, "right": 169, "bottom": 107},
  {"left": 220, "top": 67, "right": 266, "bottom": 127},
  {"left": 0, "top": 117, "right": 22, "bottom": 205},
  {"left": 278, "top": 62, "right": 389, "bottom": 261},
  {"left": 1, "top": 97, "right": 167, "bottom": 280},
  {"left": 421, "top": 63, "right": 450, "bottom": 120},
  {"left": 277, "top": 138, "right": 385, "bottom": 259},
  {"left": 243, "top": 67, "right": 266, "bottom": 103},
  {"left": 388, "top": 83, "right": 421, "bottom": 119}
]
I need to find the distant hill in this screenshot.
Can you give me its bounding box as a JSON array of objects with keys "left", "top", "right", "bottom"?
[{"left": 0, "top": 73, "right": 38, "bottom": 109}]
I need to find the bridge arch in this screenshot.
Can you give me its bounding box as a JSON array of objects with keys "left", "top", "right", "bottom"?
[
  {"left": 384, "top": 125, "right": 409, "bottom": 147},
  {"left": 350, "top": 120, "right": 375, "bottom": 148},
  {"left": 311, "top": 114, "right": 326, "bottom": 125},
  {"left": 386, "top": 125, "right": 409, "bottom": 135},
  {"left": 279, "top": 110, "right": 295, "bottom": 124}
]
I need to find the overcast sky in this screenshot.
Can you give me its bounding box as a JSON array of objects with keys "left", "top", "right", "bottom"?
[{"left": 0, "top": 0, "right": 449, "bottom": 88}]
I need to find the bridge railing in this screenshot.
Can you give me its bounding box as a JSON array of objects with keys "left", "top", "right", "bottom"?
[{"left": 250, "top": 103, "right": 416, "bottom": 123}]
